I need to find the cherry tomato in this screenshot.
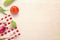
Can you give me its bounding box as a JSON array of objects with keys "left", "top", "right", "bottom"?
[{"left": 10, "top": 6, "right": 19, "bottom": 15}]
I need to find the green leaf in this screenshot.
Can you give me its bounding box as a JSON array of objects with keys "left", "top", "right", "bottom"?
[
  {"left": 0, "top": 7, "right": 7, "bottom": 15},
  {"left": 0, "top": 7, "right": 6, "bottom": 13},
  {"left": 4, "top": 0, "right": 15, "bottom": 6},
  {"left": 11, "top": 20, "right": 16, "bottom": 28}
]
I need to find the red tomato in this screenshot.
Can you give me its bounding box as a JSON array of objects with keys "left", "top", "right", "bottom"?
[{"left": 10, "top": 6, "right": 19, "bottom": 15}]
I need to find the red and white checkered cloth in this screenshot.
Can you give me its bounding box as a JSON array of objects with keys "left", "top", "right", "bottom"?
[{"left": 0, "top": 14, "right": 20, "bottom": 40}]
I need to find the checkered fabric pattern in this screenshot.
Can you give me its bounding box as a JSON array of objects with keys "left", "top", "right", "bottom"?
[{"left": 0, "top": 14, "right": 20, "bottom": 40}]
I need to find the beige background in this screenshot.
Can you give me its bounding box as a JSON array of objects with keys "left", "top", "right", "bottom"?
[{"left": 0, "top": 0, "right": 60, "bottom": 40}]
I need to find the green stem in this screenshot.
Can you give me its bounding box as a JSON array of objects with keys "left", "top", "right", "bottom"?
[{"left": 3, "top": 12, "right": 7, "bottom": 15}]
